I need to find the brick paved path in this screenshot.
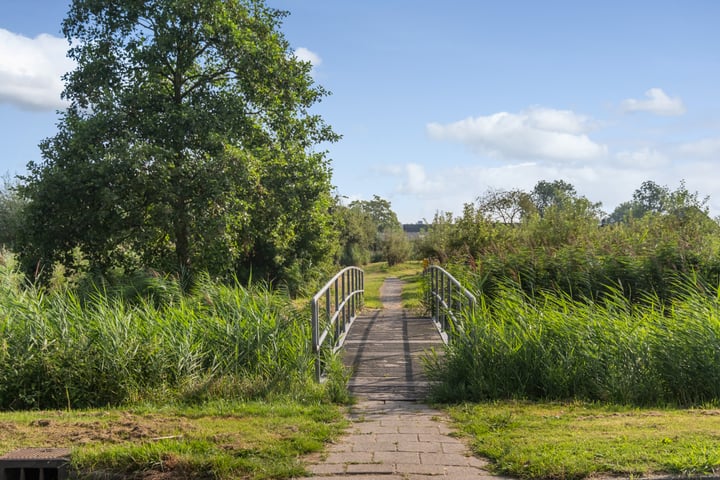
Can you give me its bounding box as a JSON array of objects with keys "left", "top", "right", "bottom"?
[{"left": 306, "top": 278, "right": 501, "bottom": 479}]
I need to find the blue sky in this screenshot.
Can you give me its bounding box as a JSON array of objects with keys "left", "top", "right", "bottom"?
[{"left": 1, "top": 1, "right": 719, "bottom": 222}]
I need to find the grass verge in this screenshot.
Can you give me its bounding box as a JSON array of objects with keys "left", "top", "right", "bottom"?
[
  {"left": 362, "top": 260, "right": 425, "bottom": 310},
  {"left": 448, "top": 401, "right": 720, "bottom": 479},
  {"left": 0, "top": 400, "right": 347, "bottom": 480}
]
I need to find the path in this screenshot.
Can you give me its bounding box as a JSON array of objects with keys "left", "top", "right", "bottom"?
[{"left": 306, "top": 277, "right": 501, "bottom": 479}]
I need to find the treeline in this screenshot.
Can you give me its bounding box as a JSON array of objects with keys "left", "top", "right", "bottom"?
[
  {"left": 0, "top": 175, "right": 411, "bottom": 295},
  {"left": 417, "top": 179, "right": 720, "bottom": 304}
]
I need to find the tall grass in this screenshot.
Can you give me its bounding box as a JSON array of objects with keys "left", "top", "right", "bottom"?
[
  {"left": 0, "top": 253, "right": 332, "bottom": 410},
  {"left": 427, "top": 278, "right": 720, "bottom": 406}
]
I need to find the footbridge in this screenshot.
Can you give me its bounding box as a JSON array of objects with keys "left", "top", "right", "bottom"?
[{"left": 311, "top": 265, "right": 475, "bottom": 401}]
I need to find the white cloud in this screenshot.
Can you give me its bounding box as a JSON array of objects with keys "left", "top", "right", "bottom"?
[
  {"left": 615, "top": 148, "right": 670, "bottom": 168},
  {"left": 426, "top": 107, "right": 607, "bottom": 162},
  {"left": 676, "top": 137, "right": 720, "bottom": 158},
  {"left": 294, "top": 47, "right": 322, "bottom": 69},
  {"left": 397, "top": 163, "right": 443, "bottom": 194},
  {"left": 621, "top": 88, "right": 686, "bottom": 116},
  {"left": 0, "top": 29, "right": 73, "bottom": 111}
]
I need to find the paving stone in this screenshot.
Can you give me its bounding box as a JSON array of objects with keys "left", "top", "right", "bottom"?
[
  {"left": 420, "top": 452, "right": 476, "bottom": 466},
  {"left": 398, "top": 425, "right": 443, "bottom": 434},
  {"left": 396, "top": 441, "right": 442, "bottom": 453},
  {"left": 323, "top": 451, "right": 373, "bottom": 464},
  {"left": 352, "top": 424, "right": 398, "bottom": 434},
  {"left": 373, "top": 450, "right": 421, "bottom": 464},
  {"left": 345, "top": 463, "right": 396, "bottom": 474},
  {"left": 352, "top": 441, "right": 398, "bottom": 452},
  {"left": 374, "top": 432, "right": 419, "bottom": 443},
  {"left": 313, "top": 476, "right": 405, "bottom": 480},
  {"left": 443, "top": 465, "right": 496, "bottom": 478},
  {"left": 395, "top": 462, "right": 447, "bottom": 475},
  {"left": 307, "top": 462, "right": 346, "bottom": 475},
  {"left": 441, "top": 441, "right": 472, "bottom": 454}
]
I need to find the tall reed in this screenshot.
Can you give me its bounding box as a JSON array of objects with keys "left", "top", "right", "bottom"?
[
  {"left": 426, "top": 279, "right": 720, "bottom": 406},
  {"left": 0, "top": 256, "right": 323, "bottom": 410}
]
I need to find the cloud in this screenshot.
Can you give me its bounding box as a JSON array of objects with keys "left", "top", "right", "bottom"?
[
  {"left": 621, "top": 88, "right": 686, "bottom": 116},
  {"left": 426, "top": 107, "right": 607, "bottom": 162},
  {"left": 0, "top": 29, "right": 74, "bottom": 111},
  {"left": 294, "top": 47, "right": 322, "bottom": 76},
  {"left": 397, "top": 163, "right": 443, "bottom": 194},
  {"left": 615, "top": 148, "right": 670, "bottom": 168},
  {"left": 676, "top": 138, "right": 720, "bottom": 158}
]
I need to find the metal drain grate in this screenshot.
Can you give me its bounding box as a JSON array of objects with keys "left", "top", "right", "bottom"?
[{"left": 0, "top": 448, "right": 71, "bottom": 480}]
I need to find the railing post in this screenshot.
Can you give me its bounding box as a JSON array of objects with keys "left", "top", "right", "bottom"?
[
  {"left": 341, "top": 273, "right": 347, "bottom": 334},
  {"left": 312, "top": 299, "right": 320, "bottom": 382}
]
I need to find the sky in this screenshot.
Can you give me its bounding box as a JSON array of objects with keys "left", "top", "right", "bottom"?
[{"left": 1, "top": 1, "right": 720, "bottom": 223}]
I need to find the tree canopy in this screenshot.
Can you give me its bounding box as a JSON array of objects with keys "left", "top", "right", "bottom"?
[{"left": 20, "top": 0, "right": 339, "bottom": 288}]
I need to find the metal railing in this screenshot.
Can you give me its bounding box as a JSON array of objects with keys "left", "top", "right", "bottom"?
[
  {"left": 311, "top": 266, "right": 364, "bottom": 381},
  {"left": 425, "top": 265, "right": 476, "bottom": 344}
]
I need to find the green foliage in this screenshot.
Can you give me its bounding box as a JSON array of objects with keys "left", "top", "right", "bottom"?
[
  {"left": 334, "top": 202, "right": 375, "bottom": 266},
  {"left": 382, "top": 228, "right": 412, "bottom": 266},
  {"left": 0, "top": 255, "right": 345, "bottom": 409},
  {"left": 19, "top": 0, "right": 338, "bottom": 289},
  {"left": 427, "top": 280, "right": 720, "bottom": 406},
  {"left": 349, "top": 195, "right": 402, "bottom": 233},
  {"left": 0, "top": 175, "right": 25, "bottom": 251},
  {"left": 336, "top": 195, "right": 407, "bottom": 266},
  {"left": 419, "top": 179, "right": 720, "bottom": 305}
]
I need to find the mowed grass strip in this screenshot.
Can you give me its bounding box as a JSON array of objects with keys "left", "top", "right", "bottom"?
[
  {"left": 448, "top": 401, "right": 720, "bottom": 479},
  {"left": 362, "top": 260, "right": 425, "bottom": 310},
  {"left": 0, "top": 400, "right": 347, "bottom": 480}
]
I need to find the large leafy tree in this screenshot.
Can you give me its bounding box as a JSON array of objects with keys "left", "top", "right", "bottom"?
[{"left": 20, "top": 0, "right": 338, "bottom": 286}]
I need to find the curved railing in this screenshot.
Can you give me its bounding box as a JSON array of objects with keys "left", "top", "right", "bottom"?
[
  {"left": 311, "top": 266, "right": 364, "bottom": 381},
  {"left": 425, "top": 265, "right": 476, "bottom": 344}
]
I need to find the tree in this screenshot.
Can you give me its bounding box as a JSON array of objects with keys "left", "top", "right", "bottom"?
[
  {"left": 334, "top": 202, "right": 375, "bottom": 266},
  {"left": 0, "top": 175, "right": 25, "bottom": 251},
  {"left": 349, "top": 195, "right": 402, "bottom": 233},
  {"left": 532, "top": 179, "right": 577, "bottom": 217},
  {"left": 20, "top": 0, "right": 338, "bottom": 287},
  {"left": 476, "top": 188, "right": 535, "bottom": 223},
  {"left": 348, "top": 195, "right": 404, "bottom": 263}
]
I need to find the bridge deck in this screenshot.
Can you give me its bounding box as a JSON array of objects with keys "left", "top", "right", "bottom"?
[{"left": 342, "top": 278, "right": 444, "bottom": 401}]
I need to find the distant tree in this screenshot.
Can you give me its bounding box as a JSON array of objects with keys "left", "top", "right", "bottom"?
[
  {"left": 349, "top": 195, "right": 402, "bottom": 233},
  {"left": 415, "top": 211, "right": 454, "bottom": 263},
  {"left": 346, "top": 195, "right": 409, "bottom": 264},
  {"left": 335, "top": 202, "right": 375, "bottom": 266},
  {"left": 607, "top": 201, "right": 635, "bottom": 224},
  {"left": 383, "top": 229, "right": 411, "bottom": 266},
  {"left": 0, "top": 175, "right": 25, "bottom": 251},
  {"left": 532, "top": 180, "right": 577, "bottom": 217},
  {"left": 608, "top": 180, "right": 707, "bottom": 225},
  {"left": 632, "top": 180, "right": 670, "bottom": 216},
  {"left": 20, "top": 0, "right": 338, "bottom": 288},
  {"left": 476, "top": 188, "right": 535, "bottom": 223}
]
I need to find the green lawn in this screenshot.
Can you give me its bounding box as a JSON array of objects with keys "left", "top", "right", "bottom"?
[
  {"left": 447, "top": 401, "right": 720, "bottom": 479},
  {"left": 0, "top": 400, "right": 347, "bottom": 480}
]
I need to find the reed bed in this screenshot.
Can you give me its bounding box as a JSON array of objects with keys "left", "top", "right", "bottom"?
[
  {"left": 0, "top": 256, "right": 327, "bottom": 410},
  {"left": 427, "top": 279, "right": 720, "bottom": 406}
]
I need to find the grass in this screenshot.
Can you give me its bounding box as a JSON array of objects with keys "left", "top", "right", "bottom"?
[
  {"left": 362, "top": 260, "right": 425, "bottom": 310},
  {"left": 0, "top": 263, "right": 339, "bottom": 409},
  {"left": 447, "top": 401, "right": 720, "bottom": 479},
  {"left": 0, "top": 400, "right": 347, "bottom": 480},
  {"left": 426, "top": 280, "right": 720, "bottom": 406}
]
